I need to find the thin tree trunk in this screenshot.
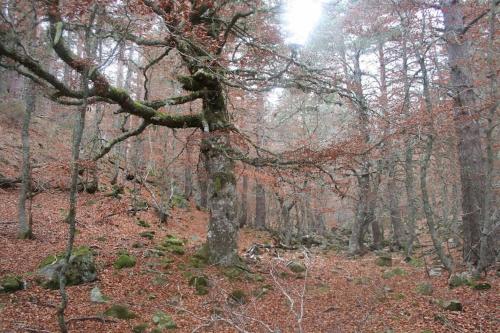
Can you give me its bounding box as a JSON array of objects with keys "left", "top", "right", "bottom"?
[
  {"left": 348, "top": 50, "right": 374, "bottom": 255},
  {"left": 57, "top": 78, "right": 88, "bottom": 333},
  {"left": 197, "top": 149, "right": 208, "bottom": 209},
  {"left": 184, "top": 143, "right": 193, "bottom": 199},
  {"left": 17, "top": 78, "right": 35, "bottom": 239},
  {"left": 420, "top": 136, "right": 454, "bottom": 272},
  {"left": 238, "top": 175, "right": 248, "bottom": 228}
]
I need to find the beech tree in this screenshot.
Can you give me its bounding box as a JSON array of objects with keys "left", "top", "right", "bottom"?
[{"left": 0, "top": 0, "right": 337, "bottom": 266}]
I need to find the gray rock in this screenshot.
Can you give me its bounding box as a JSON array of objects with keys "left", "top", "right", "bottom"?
[
  {"left": 90, "top": 286, "right": 108, "bottom": 303},
  {"left": 428, "top": 267, "right": 442, "bottom": 277},
  {"left": 36, "top": 246, "right": 97, "bottom": 289}
]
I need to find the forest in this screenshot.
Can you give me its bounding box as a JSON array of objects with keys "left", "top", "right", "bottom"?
[{"left": 0, "top": 0, "right": 498, "bottom": 332}]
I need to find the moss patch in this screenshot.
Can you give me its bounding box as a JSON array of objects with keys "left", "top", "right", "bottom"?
[
  {"left": 140, "top": 231, "right": 155, "bottom": 240},
  {"left": 376, "top": 255, "right": 392, "bottom": 267},
  {"left": 104, "top": 304, "right": 137, "bottom": 319},
  {"left": 159, "top": 235, "right": 186, "bottom": 255},
  {"left": 136, "top": 220, "right": 151, "bottom": 228},
  {"left": 189, "top": 275, "right": 209, "bottom": 295},
  {"left": 416, "top": 282, "right": 433, "bottom": 296},
  {"left": 382, "top": 268, "right": 406, "bottom": 279},
  {"left": 152, "top": 311, "right": 177, "bottom": 330},
  {"left": 132, "top": 323, "right": 148, "bottom": 333},
  {"left": 114, "top": 254, "right": 136, "bottom": 269}
]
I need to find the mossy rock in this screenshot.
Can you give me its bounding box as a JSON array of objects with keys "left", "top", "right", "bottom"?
[
  {"left": 287, "top": 261, "right": 306, "bottom": 273},
  {"left": 132, "top": 323, "right": 148, "bottom": 333},
  {"left": 190, "top": 244, "right": 209, "bottom": 268},
  {"left": 104, "top": 304, "right": 137, "bottom": 319},
  {"left": 442, "top": 299, "right": 462, "bottom": 311},
  {"left": 472, "top": 282, "right": 491, "bottom": 290},
  {"left": 36, "top": 246, "right": 97, "bottom": 289},
  {"left": 448, "top": 273, "right": 472, "bottom": 288},
  {"left": 376, "top": 255, "right": 392, "bottom": 267},
  {"left": 189, "top": 275, "right": 209, "bottom": 295},
  {"left": 0, "top": 275, "right": 24, "bottom": 293},
  {"left": 152, "top": 311, "right": 177, "bottom": 330},
  {"left": 228, "top": 289, "right": 247, "bottom": 305},
  {"left": 38, "top": 254, "right": 63, "bottom": 269},
  {"left": 416, "top": 282, "right": 434, "bottom": 296},
  {"left": 140, "top": 231, "right": 155, "bottom": 240},
  {"left": 382, "top": 268, "right": 406, "bottom": 279},
  {"left": 114, "top": 254, "right": 136, "bottom": 269}
]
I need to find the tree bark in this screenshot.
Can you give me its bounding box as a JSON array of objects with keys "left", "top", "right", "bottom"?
[
  {"left": 348, "top": 50, "right": 376, "bottom": 255},
  {"left": 238, "top": 175, "right": 248, "bottom": 228},
  {"left": 17, "top": 77, "right": 35, "bottom": 239},
  {"left": 441, "top": 0, "right": 486, "bottom": 266},
  {"left": 478, "top": 0, "right": 498, "bottom": 273},
  {"left": 203, "top": 133, "right": 238, "bottom": 266},
  {"left": 255, "top": 180, "right": 266, "bottom": 230}
]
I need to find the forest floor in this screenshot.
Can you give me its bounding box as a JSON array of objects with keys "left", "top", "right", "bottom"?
[
  {"left": 0, "top": 117, "right": 499, "bottom": 333},
  {"left": 0, "top": 188, "right": 498, "bottom": 333}
]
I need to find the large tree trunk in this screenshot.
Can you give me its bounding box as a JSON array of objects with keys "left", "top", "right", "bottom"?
[
  {"left": 441, "top": 0, "right": 486, "bottom": 267},
  {"left": 200, "top": 81, "right": 239, "bottom": 266},
  {"left": 203, "top": 133, "right": 238, "bottom": 266},
  {"left": 478, "top": 0, "right": 498, "bottom": 273}
]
